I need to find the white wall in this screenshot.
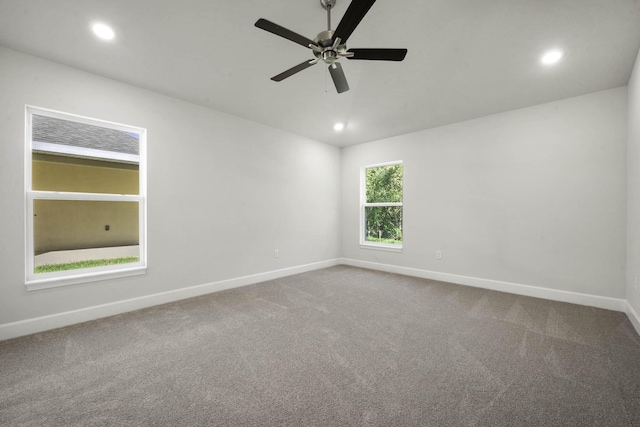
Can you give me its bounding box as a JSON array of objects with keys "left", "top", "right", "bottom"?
[
  {"left": 0, "top": 43, "right": 633, "bottom": 336},
  {"left": 0, "top": 46, "right": 341, "bottom": 327},
  {"left": 342, "top": 88, "right": 628, "bottom": 299},
  {"left": 628, "top": 48, "right": 640, "bottom": 316}
]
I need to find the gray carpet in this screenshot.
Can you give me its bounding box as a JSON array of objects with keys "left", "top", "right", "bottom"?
[{"left": 1, "top": 265, "right": 639, "bottom": 426}]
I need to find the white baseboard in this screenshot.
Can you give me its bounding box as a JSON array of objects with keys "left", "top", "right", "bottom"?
[
  {"left": 2, "top": 257, "right": 633, "bottom": 342},
  {"left": 0, "top": 259, "right": 340, "bottom": 341},
  {"left": 339, "top": 258, "right": 627, "bottom": 312},
  {"left": 626, "top": 302, "right": 640, "bottom": 336}
]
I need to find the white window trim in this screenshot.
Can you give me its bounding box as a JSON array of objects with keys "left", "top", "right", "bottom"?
[
  {"left": 25, "top": 106, "right": 147, "bottom": 290},
  {"left": 359, "top": 160, "right": 403, "bottom": 252},
  {"left": 33, "top": 141, "right": 140, "bottom": 164}
]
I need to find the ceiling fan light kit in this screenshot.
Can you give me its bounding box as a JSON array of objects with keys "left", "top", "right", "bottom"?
[{"left": 255, "top": 0, "right": 407, "bottom": 94}]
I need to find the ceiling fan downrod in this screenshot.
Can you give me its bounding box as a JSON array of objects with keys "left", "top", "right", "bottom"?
[{"left": 321, "top": 0, "right": 336, "bottom": 31}]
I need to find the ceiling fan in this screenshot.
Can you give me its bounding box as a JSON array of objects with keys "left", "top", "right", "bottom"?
[{"left": 255, "top": 0, "right": 407, "bottom": 94}]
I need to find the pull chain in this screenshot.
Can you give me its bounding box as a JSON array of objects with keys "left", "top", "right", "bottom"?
[{"left": 324, "top": 66, "right": 328, "bottom": 95}]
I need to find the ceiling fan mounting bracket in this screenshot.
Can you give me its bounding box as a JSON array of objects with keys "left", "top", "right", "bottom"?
[{"left": 320, "top": 0, "right": 337, "bottom": 11}]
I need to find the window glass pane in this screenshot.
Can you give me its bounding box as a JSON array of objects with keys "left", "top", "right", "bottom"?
[
  {"left": 365, "top": 206, "right": 403, "bottom": 245},
  {"left": 33, "top": 200, "right": 139, "bottom": 274},
  {"left": 366, "top": 164, "right": 403, "bottom": 203},
  {"left": 31, "top": 114, "right": 139, "bottom": 194}
]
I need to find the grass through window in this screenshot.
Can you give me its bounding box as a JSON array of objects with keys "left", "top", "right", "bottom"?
[
  {"left": 365, "top": 236, "right": 402, "bottom": 245},
  {"left": 35, "top": 257, "right": 139, "bottom": 274}
]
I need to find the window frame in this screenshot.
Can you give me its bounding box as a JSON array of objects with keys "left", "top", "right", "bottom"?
[
  {"left": 24, "top": 106, "right": 147, "bottom": 290},
  {"left": 359, "top": 160, "right": 403, "bottom": 252}
]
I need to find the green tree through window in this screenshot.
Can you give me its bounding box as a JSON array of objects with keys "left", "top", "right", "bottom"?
[{"left": 363, "top": 163, "right": 403, "bottom": 246}]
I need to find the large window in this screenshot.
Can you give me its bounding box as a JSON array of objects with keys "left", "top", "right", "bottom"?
[
  {"left": 25, "top": 106, "right": 146, "bottom": 289},
  {"left": 360, "top": 161, "right": 403, "bottom": 251}
]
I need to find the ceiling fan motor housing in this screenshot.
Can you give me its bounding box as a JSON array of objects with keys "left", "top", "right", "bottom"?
[
  {"left": 314, "top": 30, "right": 334, "bottom": 48},
  {"left": 313, "top": 30, "right": 347, "bottom": 64}
]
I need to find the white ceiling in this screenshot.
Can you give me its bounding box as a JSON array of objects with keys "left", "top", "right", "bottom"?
[{"left": 0, "top": 0, "right": 639, "bottom": 147}]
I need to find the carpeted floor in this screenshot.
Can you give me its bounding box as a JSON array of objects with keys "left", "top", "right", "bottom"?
[{"left": 1, "top": 265, "right": 639, "bottom": 426}]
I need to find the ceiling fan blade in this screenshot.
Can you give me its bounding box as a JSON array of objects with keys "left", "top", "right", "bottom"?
[
  {"left": 346, "top": 48, "right": 407, "bottom": 61},
  {"left": 255, "top": 18, "right": 316, "bottom": 49},
  {"left": 332, "top": 0, "right": 377, "bottom": 44},
  {"left": 271, "top": 60, "right": 317, "bottom": 82},
  {"left": 328, "top": 62, "right": 350, "bottom": 93}
]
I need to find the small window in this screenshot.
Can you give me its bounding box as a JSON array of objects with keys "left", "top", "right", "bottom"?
[
  {"left": 25, "top": 107, "right": 147, "bottom": 290},
  {"left": 360, "top": 161, "right": 403, "bottom": 251}
]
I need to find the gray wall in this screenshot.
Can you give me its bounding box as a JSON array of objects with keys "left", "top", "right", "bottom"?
[
  {"left": 0, "top": 46, "right": 341, "bottom": 325},
  {"left": 342, "top": 87, "right": 628, "bottom": 298},
  {"left": 628, "top": 48, "right": 640, "bottom": 314}
]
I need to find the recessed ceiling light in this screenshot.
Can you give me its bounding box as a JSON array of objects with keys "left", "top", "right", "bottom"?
[
  {"left": 334, "top": 123, "right": 345, "bottom": 131},
  {"left": 541, "top": 49, "right": 563, "bottom": 65},
  {"left": 92, "top": 22, "right": 115, "bottom": 40}
]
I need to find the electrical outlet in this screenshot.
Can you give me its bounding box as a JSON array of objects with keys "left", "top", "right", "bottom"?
[
  {"left": 436, "top": 250, "right": 442, "bottom": 260},
  {"left": 274, "top": 249, "right": 279, "bottom": 259}
]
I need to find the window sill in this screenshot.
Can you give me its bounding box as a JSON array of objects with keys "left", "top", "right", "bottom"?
[
  {"left": 359, "top": 243, "right": 403, "bottom": 253},
  {"left": 25, "top": 266, "right": 146, "bottom": 291}
]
